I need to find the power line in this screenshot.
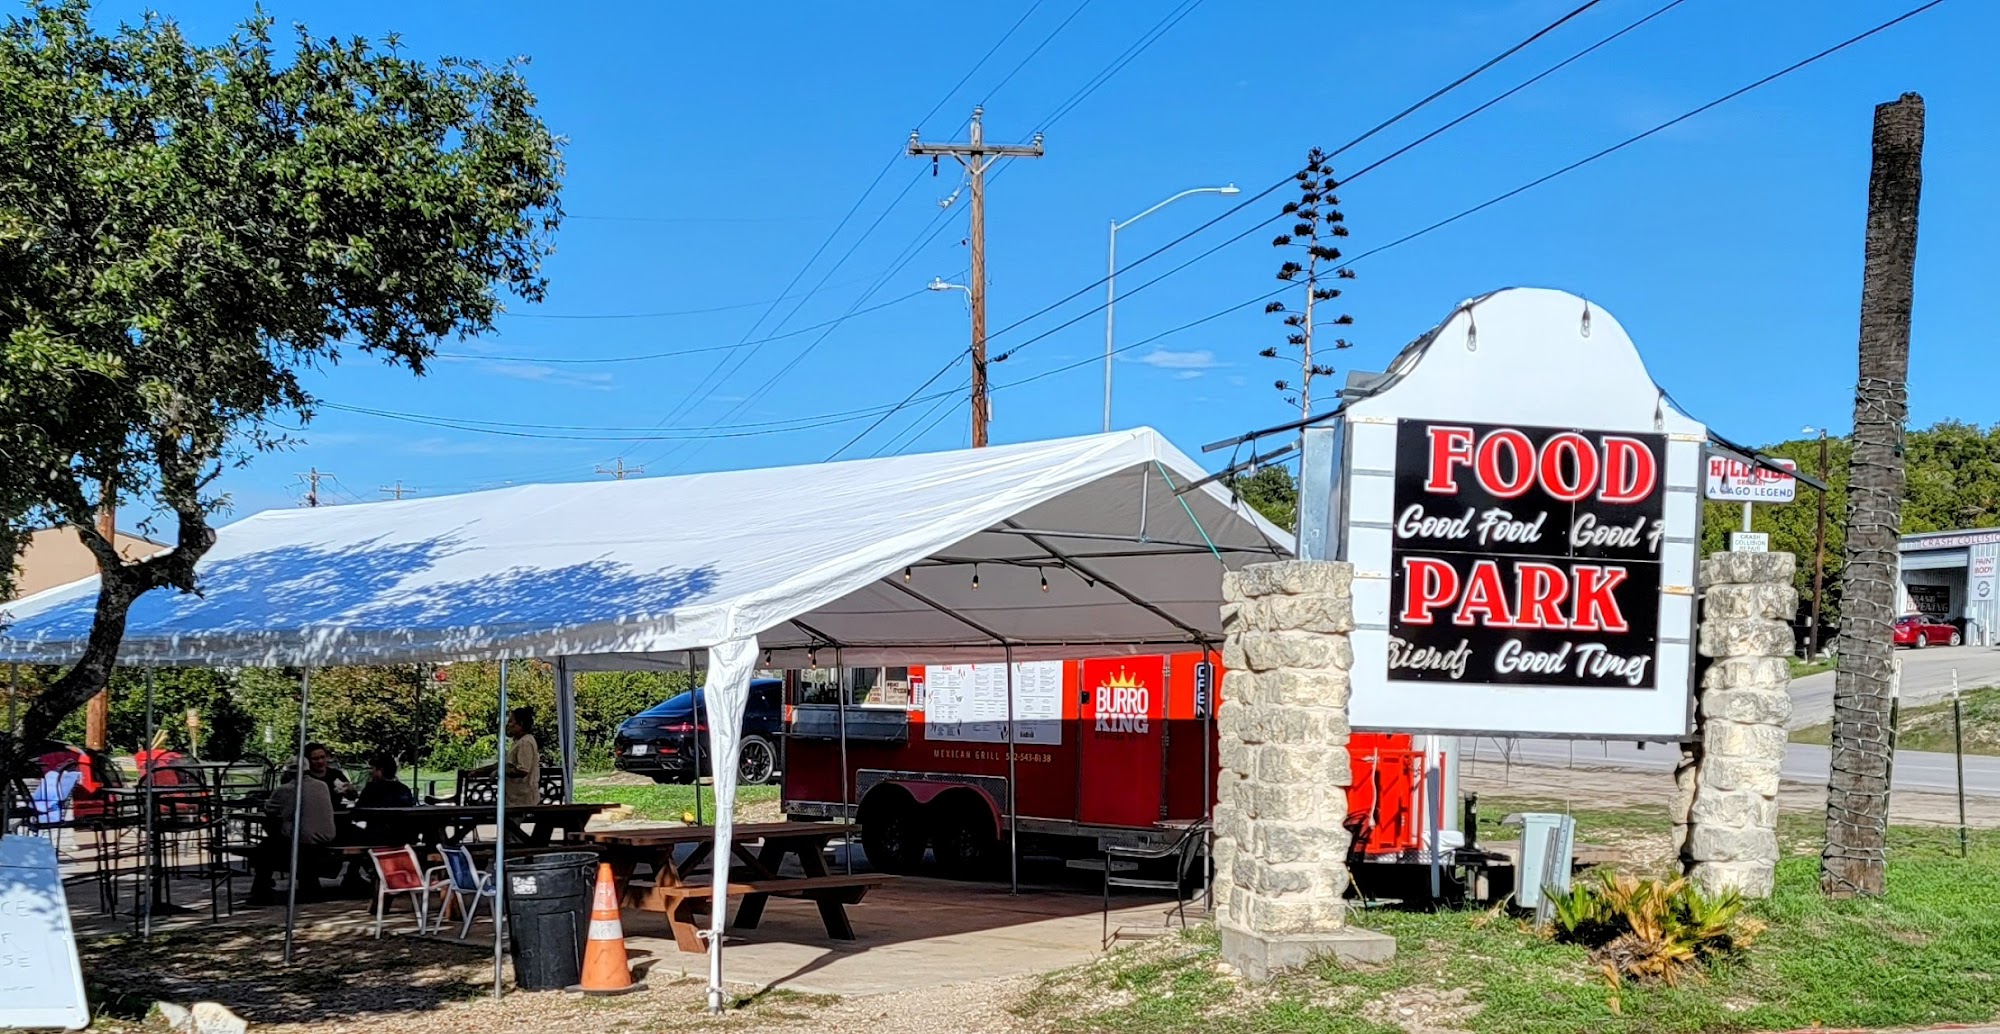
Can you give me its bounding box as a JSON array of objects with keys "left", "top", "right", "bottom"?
[
  {"left": 826, "top": 349, "right": 972, "bottom": 460},
  {"left": 494, "top": 276, "right": 886, "bottom": 321},
  {"left": 980, "top": 0, "right": 1608, "bottom": 350},
  {"left": 321, "top": 399, "right": 954, "bottom": 436},
  {"left": 880, "top": 395, "right": 967, "bottom": 457},
  {"left": 917, "top": 0, "right": 1048, "bottom": 130},
  {"left": 443, "top": 289, "right": 927, "bottom": 366},
  {"left": 1035, "top": 0, "right": 1205, "bottom": 130},
  {"left": 983, "top": 0, "right": 1096, "bottom": 104}
]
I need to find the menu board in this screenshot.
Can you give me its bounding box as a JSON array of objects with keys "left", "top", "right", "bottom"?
[{"left": 923, "top": 661, "right": 1064, "bottom": 744}]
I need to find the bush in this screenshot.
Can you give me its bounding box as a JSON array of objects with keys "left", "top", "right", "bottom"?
[{"left": 1547, "top": 871, "right": 1764, "bottom": 988}]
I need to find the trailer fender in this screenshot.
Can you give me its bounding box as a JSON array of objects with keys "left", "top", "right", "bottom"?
[{"left": 872, "top": 779, "right": 1002, "bottom": 839}]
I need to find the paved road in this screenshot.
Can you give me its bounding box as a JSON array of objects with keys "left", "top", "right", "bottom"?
[
  {"left": 1788, "top": 644, "right": 2000, "bottom": 728},
  {"left": 1469, "top": 736, "right": 2000, "bottom": 798}
]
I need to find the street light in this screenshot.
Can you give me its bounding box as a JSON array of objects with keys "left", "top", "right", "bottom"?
[
  {"left": 1104, "top": 185, "right": 1240, "bottom": 432},
  {"left": 1802, "top": 425, "right": 1832, "bottom": 661}
]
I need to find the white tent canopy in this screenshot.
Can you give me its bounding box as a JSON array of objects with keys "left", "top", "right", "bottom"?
[
  {"left": 0, "top": 428, "right": 1288, "bottom": 667},
  {"left": 0, "top": 428, "right": 1289, "bottom": 1011}
]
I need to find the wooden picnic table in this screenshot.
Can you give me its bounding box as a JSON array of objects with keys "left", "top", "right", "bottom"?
[
  {"left": 583, "top": 822, "right": 890, "bottom": 952},
  {"left": 345, "top": 803, "right": 610, "bottom": 847}
]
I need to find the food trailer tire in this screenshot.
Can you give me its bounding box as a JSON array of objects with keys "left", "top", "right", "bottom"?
[
  {"left": 929, "top": 795, "right": 999, "bottom": 878},
  {"left": 858, "top": 789, "right": 928, "bottom": 873}
]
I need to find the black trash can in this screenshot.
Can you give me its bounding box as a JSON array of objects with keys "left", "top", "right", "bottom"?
[{"left": 503, "top": 851, "right": 598, "bottom": 991}]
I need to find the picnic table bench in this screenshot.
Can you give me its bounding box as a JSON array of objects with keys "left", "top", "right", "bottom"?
[{"left": 584, "top": 821, "right": 891, "bottom": 952}]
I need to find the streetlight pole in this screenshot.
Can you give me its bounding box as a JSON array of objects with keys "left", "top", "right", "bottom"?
[
  {"left": 1104, "top": 185, "right": 1238, "bottom": 432},
  {"left": 1805, "top": 425, "right": 1832, "bottom": 661}
]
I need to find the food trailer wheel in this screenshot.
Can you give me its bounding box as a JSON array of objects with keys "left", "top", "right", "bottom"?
[
  {"left": 737, "top": 735, "right": 778, "bottom": 785},
  {"left": 929, "top": 796, "right": 999, "bottom": 878},
  {"left": 858, "top": 790, "right": 928, "bottom": 873}
]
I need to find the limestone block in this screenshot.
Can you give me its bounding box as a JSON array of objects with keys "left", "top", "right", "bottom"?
[
  {"left": 1703, "top": 582, "right": 1801, "bottom": 622},
  {"left": 1217, "top": 699, "right": 1244, "bottom": 738},
  {"left": 1250, "top": 823, "right": 1350, "bottom": 865},
  {"left": 1222, "top": 569, "right": 1248, "bottom": 603},
  {"left": 1222, "top": 636, "right": 1248, "bottom": 672},
  {"left": 1222, "top": 669, "right": 1263, "bottom": 705},
  {"left": 1702, "top": 656, "right": 1791, "bottom": 692},
  {"left": 1215, "top": 805, "right": 1250, "bottom": 847},
  {"left": 1246, "top": 895, "right": 1347, "bottom": 935},
  {"left": 1704, "top": 718, "right": 1789, "bottom": 760},
  {"left": 1238, "top": 704, "right": 1349, "bottom": 747},
  {"left": 1670, "top": 758, "right": 1699, "bottom": 823},
  {"left": 1250, "top": 783, "right": 1318, "bottom": 822},
  {"left": 1221, "top": 600, "right": 1245, "bottom": 634},
  {"left": 1701, "top": 551, "right": 1797, "bottom": 587},
  {"left": 1251, "top": 593, "right": 1356, "bottom": 635},
  {"left": 1688, "top": 824, "right": 1778, "bottom": 864},
  {"left": 1698, "top": 618, "right": 1794, "bottom": 660},
  {"left": 1231, "top": 561, "right": 1353, "bottom": 600},
  {"left": 1254, "top": 745, "right": 1351, "bottom": 787},
  {"left": 1700, "top": 754, "right": 1783, "bottom": 795},
  {"left": 1702, "top": 688, "right": 1793, "bottom": 726},
  {"left": 1218, "top": 737, "right": 1252, "bottom": 777},
  {"left": 1688, "top": 789, "right": 1779, "bottom": 830},
  {"left": 1264, "top": 669, "right": 1351, "bottom": 709},
  {"left": 1241, "top": 630, "right": 1342, "bottom": 672},
  {"left": 192, "top": 1003, "right": 249, "bottom": 1034},
  {"left": 1690, "top": 859, "right": 1775, "bottom": 899},
  {"left": 1239, "top": 857, "right": 1316, "bottom": 897}
]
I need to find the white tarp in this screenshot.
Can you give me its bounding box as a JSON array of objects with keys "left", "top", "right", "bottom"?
[
  {"left": 0, "top": 428, "right": 1287, "bottom": 667},
  {"left": 0, "top": 427, "right": 1288, "bottom": 1009}
]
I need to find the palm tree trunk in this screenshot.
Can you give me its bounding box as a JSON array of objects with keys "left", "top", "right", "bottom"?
[{"left": 1823, "top": 93, "right": 1924, "bottom": 898}]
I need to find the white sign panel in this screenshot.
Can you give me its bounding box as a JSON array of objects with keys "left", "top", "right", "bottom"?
[
  {"left": 921, "top": 662, "right": 1063, "bottom": 745},
  {"left": 1335, "top": 288, "right": 1703, "bottom": 739},
  {"left": 1729, "top": 532, "right": 1770, "bottom": 553},
  {"left": 0, "top": 836, "right": 91, "bottom": 1030},
  {"left": 1705, "top": 456, "right": 1797, "bottom": 503}
]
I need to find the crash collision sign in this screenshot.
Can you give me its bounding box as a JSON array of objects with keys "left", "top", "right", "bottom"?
[{"left": 1325, "top": 288, "right": 1705, "bottom": 739}]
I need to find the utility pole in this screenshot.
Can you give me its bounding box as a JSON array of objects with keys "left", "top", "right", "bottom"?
[
  {"left": 1823, "top": 92, "right": 1924, "bottom": 900},
  {"left": 380, "top": 480, "right": 414, "bottom": 500},
  {"left": 83, "top": 481, "right": 115, "bottom": 752},
  {"left": 595, "top": 459, "right": 643, "bottom": 480},
  {"left": 909, "top": 107, "right": 1043, "bottom": 448},
  {"left": 1810, "top": 428, "right": 1831, "bottom": 661},
  {"left": 298, "top": 467, "right": 330, "bottom": 507}
]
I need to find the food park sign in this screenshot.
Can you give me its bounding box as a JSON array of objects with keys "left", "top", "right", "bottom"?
[{"left": 1314, "top": 288, "right": 1705, "bottom": 739}]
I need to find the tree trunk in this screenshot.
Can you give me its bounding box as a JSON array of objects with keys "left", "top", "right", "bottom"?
[{"left": 1823, "top": 93, "right": 1924, "bottom": 898}]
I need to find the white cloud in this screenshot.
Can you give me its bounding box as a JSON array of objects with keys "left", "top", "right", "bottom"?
[
  {"left": 1174, "top": 370, "right": 1204, "bottom": 381},
  {"left": 1130, "top": 348, "right": 1222, "bottom": 371}
]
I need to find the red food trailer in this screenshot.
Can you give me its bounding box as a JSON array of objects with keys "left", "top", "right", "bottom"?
[{"left": 781, "top": 651, "right": 1496, "bottom": 895}]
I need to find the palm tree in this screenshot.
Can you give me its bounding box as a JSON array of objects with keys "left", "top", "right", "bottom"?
[{"left": 1823, "top": 93, "right": 1924, "bottom": 898}]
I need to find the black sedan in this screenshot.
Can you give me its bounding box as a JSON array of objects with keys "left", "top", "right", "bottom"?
[{"left": 613, "top": 679, "right": 784, "bottom": 785}]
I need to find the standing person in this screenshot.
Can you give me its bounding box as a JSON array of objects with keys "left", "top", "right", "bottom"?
[{"left": 473, "top": 707, "right": 541, "bottom": 808}]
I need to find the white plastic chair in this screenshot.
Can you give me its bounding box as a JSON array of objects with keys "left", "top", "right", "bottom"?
[
  {"left": 434, "top": 845, "right": 498, "bottom": 939},
  {"left": 366, "top": 846, "right": 447, "bottom": 938}
]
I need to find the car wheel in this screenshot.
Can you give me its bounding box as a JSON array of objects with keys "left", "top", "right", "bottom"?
[
  {"left": 859, "top": 791, "right": 928, "bottom": 873},
  {"left": 1916, "top": 633, "right": 1928, "bottom": 649},
  {"left": 1951, "top": 630, "right": 1964, "bottom": 646},
  {"left": 737, "top": 735, "right": 777, "bottom": 786}
]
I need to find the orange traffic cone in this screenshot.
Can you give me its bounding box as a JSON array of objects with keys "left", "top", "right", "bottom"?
[{"left": 568, "top": 863, "right": 643, "bottom": 995}]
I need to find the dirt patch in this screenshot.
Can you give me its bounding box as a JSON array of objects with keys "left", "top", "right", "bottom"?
[{"left": 1360, "top": 985, "right": 1480, "bottom": 1034}]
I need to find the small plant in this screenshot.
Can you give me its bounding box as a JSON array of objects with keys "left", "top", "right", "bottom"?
[{"left": 1547, "top": 871, "right": 1764, "bottom": 988}]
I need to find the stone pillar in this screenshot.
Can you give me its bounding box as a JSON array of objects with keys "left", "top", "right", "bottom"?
[
  {"left": 1687, "top": 551, "right": 1797, "bottom": 898},
  {"left": 1213, "top": 561, "right": 1394, "bottom": 981}
]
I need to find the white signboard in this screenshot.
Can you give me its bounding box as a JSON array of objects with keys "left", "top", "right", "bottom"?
[
  {"left": 0, "top": 835, "right": 90, "bottom": 1030},
  {"left": 1705, "top": 456, "right": 1797, "bottom": 503},
  {"left": 1729, "top": 532, "right": 1770, "bottom": 553},
  {"left": 1334, "top": 288, "right": 1703, "bottom": 739},
  {"left": 922, "top": 662, "right": 1063, "bottom": 745},
  {"left": 1975, "top": 556, "right": 1996, "bottom": 603}
]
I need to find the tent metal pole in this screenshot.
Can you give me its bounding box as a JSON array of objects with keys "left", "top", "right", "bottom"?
[
  {"left": 410, "top": 666, "right": 422, "bottom": 804},
  {"left": 1002, "top": 521, "right": 1207, "bottom": 642},
  {"left": 1004, "top": 645, "right": 1018, "bottom": 895},
  {"left": 689, "top": 650, "right": 704, "bottom": 826},
  {"left": 1200, "top": 641, "right": 1216, "bottom": 915},
  {"left": 835, "top": 646, "right": 850, "bottom": 876},
  {"left": 282, "top": 668, "right": 310, "bottom": 964},
  {"left": 142, "top": 666, "right": 155, "bottom": 940},
  {"left": 493, "top": 659, "right": 509, "bottom": 1000},
  {"left": 5, "top": 662, "right": 16, "bottom": 737},
  {"left": 556, "top": 658, "right": 577, "bottom": 803}
]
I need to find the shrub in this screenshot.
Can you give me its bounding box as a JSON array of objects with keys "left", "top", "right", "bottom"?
[{"left": 1547, "top": 871, "right": 1764, "bottom": 987}]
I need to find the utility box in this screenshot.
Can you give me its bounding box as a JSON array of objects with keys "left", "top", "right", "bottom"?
[{"left": 1511, "top": 812, "right": 1577, "bottom": 913}]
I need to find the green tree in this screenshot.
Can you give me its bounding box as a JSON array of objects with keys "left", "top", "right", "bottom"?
[
  {"left": 0, "top": 2, "right": 564, "bottom": 752},
  {"left": 1230, "top": 465, "right": 1300, "bottom": 530}
]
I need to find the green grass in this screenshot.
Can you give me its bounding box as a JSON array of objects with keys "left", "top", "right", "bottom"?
[
  {"left": 571, "top": 780, "right": 781, "bottom": 821},
  {"left": 1026, "top": 818, "right": 2000, "bottom": 1034},
  {"left": 1787, "top": 656, "right": 1837, "bottom": 680},
  {"left": 1793, "top": 684, "right": 2000, "bottom": 755}
]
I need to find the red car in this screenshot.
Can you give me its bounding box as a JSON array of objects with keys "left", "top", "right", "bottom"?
[{"left": 1893, "top": 614, "right": 1961, "bottom": 648}]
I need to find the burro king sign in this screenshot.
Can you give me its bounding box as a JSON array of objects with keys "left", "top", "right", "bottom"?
[
  {"left": 1326, "top": 287, "right": 1705, "bottom": 739},
  {"left": 1389, "top": 421, "right": 1666, "bottom": 689}
]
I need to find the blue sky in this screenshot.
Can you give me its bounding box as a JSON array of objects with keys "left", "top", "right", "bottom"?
[{"left": 88, "top": 0, "right": 1997, "bottom": 518}]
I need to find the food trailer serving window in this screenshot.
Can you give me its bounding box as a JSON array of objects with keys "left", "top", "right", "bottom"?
[{"left": 794, "top": 667, "right": 917, "bottom": 709}]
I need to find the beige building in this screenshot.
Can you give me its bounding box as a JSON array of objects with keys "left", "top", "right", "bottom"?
[{"left": 8, "top": 527, "right": 165, "bottom": 601}]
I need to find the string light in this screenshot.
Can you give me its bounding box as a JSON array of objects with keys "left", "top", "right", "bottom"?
[
  {"left": 903, "top": 566, "right": 912, "bottom": 582},
  {"left": 1040, "top": 569, "right": 1049, "bottom": 593},
  {"left": 971, "top": 563, "right": 980, "bottom": 590}
]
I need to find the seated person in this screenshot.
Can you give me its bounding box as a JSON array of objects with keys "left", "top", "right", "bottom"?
[
  {"left": 356, "top": 753, "right": 417, "bottom": 808},
  {"left": 249, "top": 768, "right": 336, "bottom": 906},
  {"left": 302, "top": 742, "right": 358, "bottom": 806}
]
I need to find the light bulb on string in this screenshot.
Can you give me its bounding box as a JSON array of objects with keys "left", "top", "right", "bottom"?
[
  {"left": 1040, "top": 570, "right": 1049, "bottom": 593},
  {"left": 971, "top": 563, "right": 980, "bottom": 591},
  {"left": 903, "top": 566, "right": 912, "bottom": 583}
]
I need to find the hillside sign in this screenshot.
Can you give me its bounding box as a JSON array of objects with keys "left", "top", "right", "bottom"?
[{"left": 1319, "top": 288, "right": 1705, "bottom": 739}]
